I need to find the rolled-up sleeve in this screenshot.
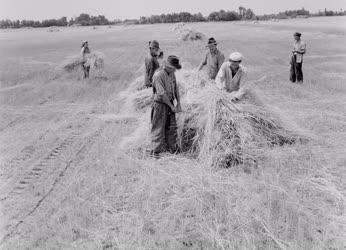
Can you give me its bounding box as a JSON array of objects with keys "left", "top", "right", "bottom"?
[
  {"left": 201, "top": 53, "right": 208, "bottom": 66},
  {"left": 215, "top": 63, "right": 226, "bottom": 90}
]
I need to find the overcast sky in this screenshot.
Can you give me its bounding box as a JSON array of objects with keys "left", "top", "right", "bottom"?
[{"left": 1, "top": 0, "right": 346, "bottom": 20}]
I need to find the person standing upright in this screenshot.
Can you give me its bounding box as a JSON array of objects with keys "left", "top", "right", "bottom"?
[
  {"left": 198, "top": 37, "right": 225, "bottom": 80},
  {"left": 80, "top": 41, "right": 91, "bottom": 79},
  {"left": 290, "top": 32, "right": 306, "bottom": 83},
  {"left": 144, "top": 40, "right": 163, "bottom": 88}
]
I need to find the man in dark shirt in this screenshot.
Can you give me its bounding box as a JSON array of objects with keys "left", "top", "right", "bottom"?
[
  {"left": 144, "top": 40, "right": 163, "bottom": 88},
  {"left": 151, "top": 55, "right": 182, "bottom": 157}
]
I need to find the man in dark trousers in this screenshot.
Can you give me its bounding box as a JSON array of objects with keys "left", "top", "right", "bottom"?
[
  {"left": 144, "top": 40, "right": 163, "bottom": 88},
  {"left": 150, "top": 55, "right": 182, "bottom": 157},
  {"left": 290, "top": 32, "right": 306, "bottom": 83},
  {"left": 198, "top": 37, "right": 225, "bottom": 80}
]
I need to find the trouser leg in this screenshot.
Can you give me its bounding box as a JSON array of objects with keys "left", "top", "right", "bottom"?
[
  {"left": 151, "top": 102, "right": 168, "bottom": 154},
  {"left": 290, "top": 55, "right": 296, "bottom": 82},
  {"left": 165, "top": 111, "right": 178, "bottom": 153},
  {"left": 296, "top": 62, "right": 303, "bottom": 82}
]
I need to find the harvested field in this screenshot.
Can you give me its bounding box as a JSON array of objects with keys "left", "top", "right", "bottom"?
[{"left": 0, "top": 17, "right": 345, "bottom": 249}]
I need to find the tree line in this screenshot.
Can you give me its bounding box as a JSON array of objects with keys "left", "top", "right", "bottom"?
[
  {"left": 1, "top": 7, "right": 345, "bottom": 29},
  {"left": 0, "top": 14, "right": 114, "bottom": 29}
]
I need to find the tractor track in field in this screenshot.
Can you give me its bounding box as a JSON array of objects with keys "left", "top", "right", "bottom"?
[{"left": 0, "top": 123, "right": 106, "bottom": 245}]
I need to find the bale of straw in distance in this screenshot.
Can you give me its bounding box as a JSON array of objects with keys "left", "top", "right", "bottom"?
[{"left": 62, "top": 52, "right": 105, "bottom": 72}]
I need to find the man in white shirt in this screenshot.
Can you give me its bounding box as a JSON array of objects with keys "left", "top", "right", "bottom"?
[
  {"left": 215, "top": 52, "right": 246, "bottom": 101},
  {"left": 290, "top": 32, "right": 306, "bottom": 83}
]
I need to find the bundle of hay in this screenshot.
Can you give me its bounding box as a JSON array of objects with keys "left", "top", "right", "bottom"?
[
  {"left": 62, "top": 52, "right": 105, "bottom": 72},
  {"left": 172, "top": 22, "right": 186, "bottom": 31},
  {"left": 179, "top": 28, "right": 205, "bottom": 41},
  {"left": 178, "top": 84, "right": 303, "bottom": 168},
  {"left": 47, "top": 26, "right": 60, "bottom": 32}
]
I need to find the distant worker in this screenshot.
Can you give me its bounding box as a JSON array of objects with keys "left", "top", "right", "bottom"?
[
  {"left": 80, "top": 41, "right": 90, "bottom": 79},
  {"left": 198, "top": 37, "right": 225, "bottom": 80},
  {"left": 290, "top": 32, "right": 306, "bottom": 83},
  {"left": 215, "top": 52, "right": 246, "bottom": 102},
  {"left": 150, "top": 55, "right": 182, "bottom": 157},
  {"left": 144, "top": 40, "right": 163, "bottom": 88}
]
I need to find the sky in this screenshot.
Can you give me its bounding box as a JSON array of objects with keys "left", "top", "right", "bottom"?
[{"left": 1, "top": 0, "right": 346, "bottom": 20}]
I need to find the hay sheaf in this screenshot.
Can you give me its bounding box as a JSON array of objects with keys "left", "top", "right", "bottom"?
[
  {"left": 179, "top": 29, "right": 205, "bottom": 41},
  {"left": 123, "top": 70, "right": 306, "bottom": 168},
  {"left": 62, "top": 52, "right": 105, "bottom": 72},
  {"left": 178, "top": 85, "right": 304, "bottom": 168}
]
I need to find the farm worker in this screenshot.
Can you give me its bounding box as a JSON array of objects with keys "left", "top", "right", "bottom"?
[
  {"left": 150, "top": 55, "right": 182, "bottom": 157},
  {"left": 290, "top": 32, "right": 306, "bottom": 83},
  {"left": 215, "top": 52, "right": 247, "bottom": 102},
  {"left": 80, "top": 41, "right": 91, "bottom": 78},
  {"left": 144, "top": 40, "right": 163, "bottom": 88},
  {"left": 198, "top": 37, "right": 225, "bottom": 80}
]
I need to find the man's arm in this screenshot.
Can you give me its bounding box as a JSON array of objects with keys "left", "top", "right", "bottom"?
[
  {"left": 218, "top": 52, "right": 225, "bottom": 69},
  {"left": 215, "top": 63, "right": 226, "bottom": 90},
  {"left": 198, "top": 53, "right": 208, "bottom": 71},
  {"left": 148, "top": 58, "right": 157, "bottom": 84},
  {"left": 174, "top": 79, "right": 182, "bottom": 113}
]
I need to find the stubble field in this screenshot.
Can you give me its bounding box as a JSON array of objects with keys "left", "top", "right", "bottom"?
[{"left": 0, "top": 16, "right": 345, "bottom": 249}]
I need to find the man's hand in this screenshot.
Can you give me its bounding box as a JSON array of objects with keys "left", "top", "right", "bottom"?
[{"left": 175, "top": 103, "right": 182, "bottom": 113}]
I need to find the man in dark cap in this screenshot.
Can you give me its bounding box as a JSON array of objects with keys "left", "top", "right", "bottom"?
[
  {"left": 144, "top": 40, "right": 163, "bottom": 88},
  {"left": 290, "top": 32, "right": 306, "bottom": 83},
  {"left": 198, "top": 37, "right": 225, "bottom": 80},
  {"left": 150, "top": 55, "right": 182, "bottom": 157}
]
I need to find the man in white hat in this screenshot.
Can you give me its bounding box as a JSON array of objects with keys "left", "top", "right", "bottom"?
[
  {"left": 198, "top": 37, "right": 225, "bottom": 80},
  {"left": 215, "top": 52, "right": 247, "bottom": 101}
]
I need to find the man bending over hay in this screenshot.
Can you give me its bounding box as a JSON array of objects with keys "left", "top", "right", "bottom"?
[
  {"left": 216, "top": 52, "right": 247, "bottom": 101},
  {"left": 150, "top": 55, "right": 182, "bottom": 157}
]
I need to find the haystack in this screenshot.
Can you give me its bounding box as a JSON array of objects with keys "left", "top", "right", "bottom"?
[
  {"left": 179, "top": 28, "right": 205, "bottom": 41},
  {"left": 178, "top": 84, "right": 303, "bottom": 168},
  {"left": 122, "top": 70, "right": 305, "bottom": 168},
  {"left": 47, "top": 26, "right": 60, "bottom": 32},
  {"left": 62, "top": 52, "right": 105, "bottom": 72}
]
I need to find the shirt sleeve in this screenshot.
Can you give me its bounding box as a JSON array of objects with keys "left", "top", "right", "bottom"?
[
  {"left": 153, "top": 73, "right": 167, "bottom": 102},
  {"left": 201, "top": 52, "right": 208, "bottom": 66},
  {"left": 215, "top": 63, "right": 226, "bottom": 90},
  {"left": 218, "top": 52, "right": 225, "bottom": 68},
  {"left": 299, "top": 42, "right": 306, "bottom": 54},
  {"left": 148, "top": 58, "right": 156, "bottom": 83}
]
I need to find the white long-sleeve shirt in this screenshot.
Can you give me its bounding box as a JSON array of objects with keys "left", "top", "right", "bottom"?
[
  {"left": 293, "top": 40, "right": 306, "bottom": 63},
  {"left": 215, "top": 62, "right": 246, "bottom": 93}
]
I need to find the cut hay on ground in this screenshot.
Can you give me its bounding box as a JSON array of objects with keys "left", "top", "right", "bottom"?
[{"left": 62, "top": 52, "right": 105, "bottom": 72}]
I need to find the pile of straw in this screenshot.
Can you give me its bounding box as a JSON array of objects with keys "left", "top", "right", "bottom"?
[
  {"left": 179, "top": 28, "right": 205, "bottom": 41},
  {"left": 122, "top": 70, "right": 305, "bottom": 169},
  {"left": 172, "top": 22, "right": 186, "bottom": 31},
  {"left": 178, "top": 84, "right": 303, "bottom": 168},
  {"left": 62, "top": 52, "right": 105, "bottom": 72},
  {"left": 47, "top": 26, "right": 60, "bottom": 32}
]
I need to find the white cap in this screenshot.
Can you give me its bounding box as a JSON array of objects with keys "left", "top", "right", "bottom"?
[{"left": 229, "top": 52, "right": 243, "bottom": 62}]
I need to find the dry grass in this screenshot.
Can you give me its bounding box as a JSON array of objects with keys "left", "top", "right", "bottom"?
[{"left": 0, "top": 17, "right": 345, "bottom": 250}]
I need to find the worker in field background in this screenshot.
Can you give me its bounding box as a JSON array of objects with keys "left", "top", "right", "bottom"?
[
  {"left": 215, "top": 52, "right": 247, "bottom": 102},
  {"left": 150, "top": 55, "right": 182, "bottom": 158},
  {"left": 144, "top": 40, "right": 163, "bottom": 88},
  {"left": 198, "top": 37, "right": 225, "bottom": 80},
  {"left": 290, "top": 32, "right": 306, "bottom": 83},
  {"left": 80, "top": 41, "right": 91, "bottom": 79}
]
